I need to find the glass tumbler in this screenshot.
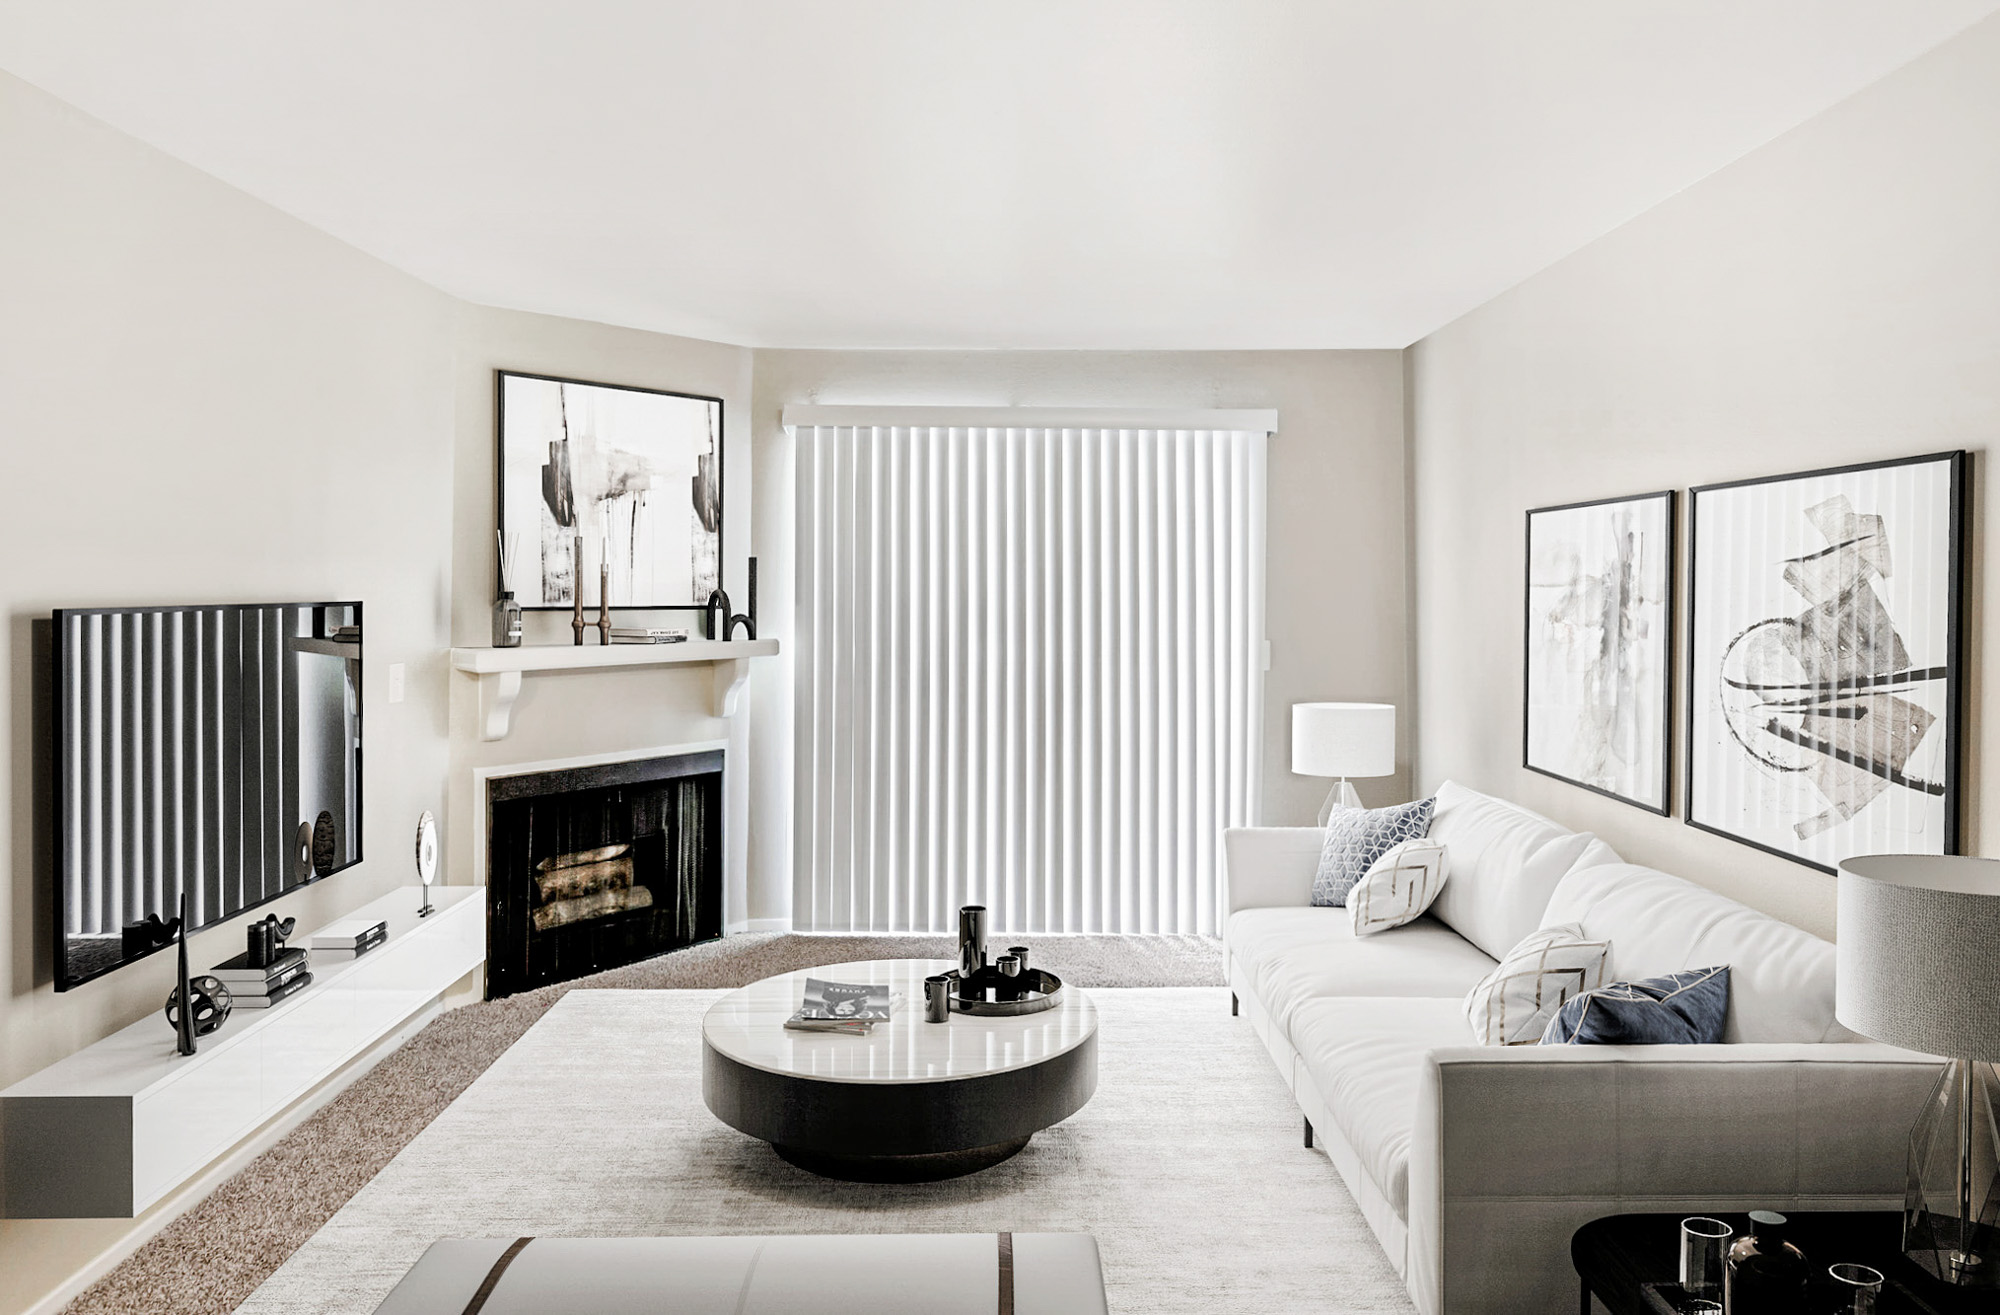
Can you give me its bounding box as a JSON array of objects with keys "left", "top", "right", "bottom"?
[
  {"left": 1828, "top": 1263, "right": 1884, "bottom": 1315},
  {"left": 1679, "top": 1217, "right": 1733, "bottom": 1300}
]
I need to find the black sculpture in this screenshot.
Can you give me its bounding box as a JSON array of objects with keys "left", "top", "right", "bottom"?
[
  {"left": 163, "top": 892, "right": 235, "bottom": 1052},
  {"left": 706, "top": 556, "right": 758, "bottom": 640},
  {"left": 245, "top": 913, "right": 297, "bottom": 968}
]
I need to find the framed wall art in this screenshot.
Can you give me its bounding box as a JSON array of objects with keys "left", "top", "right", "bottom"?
[
  {"left": 497, "top": 370, "right": 723, "bottom": 611},
  {"left": 1686, "top": 451, "right": 1966, "bottom": 871},
  {"left": 1524, "top": 490, "right": 1676, "bottom": 814}
]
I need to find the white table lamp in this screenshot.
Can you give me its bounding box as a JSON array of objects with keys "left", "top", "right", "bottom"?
[
  {"left": 1837, "top": 854, "right": 2000, "bottom": 1287},
  {"left": 1291, "top": 702, "right": 1395, "bottom": 825}
]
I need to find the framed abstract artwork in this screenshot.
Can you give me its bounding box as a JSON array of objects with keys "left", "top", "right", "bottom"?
[
  {"left": 1686, "top": 452, "right": 1967, "bottom": 871},
  {"left": 497, "top": 371, "right": 723, "bottom": 611},
  {"left": 1524, "top": 490, "right": 1676, "bottom": 813}
]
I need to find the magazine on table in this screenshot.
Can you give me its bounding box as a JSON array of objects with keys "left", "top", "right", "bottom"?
[{"left": 784, "top": 978, "right": 898, "bottom": 1034}]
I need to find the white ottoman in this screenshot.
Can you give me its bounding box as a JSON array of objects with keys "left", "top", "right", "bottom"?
[{"left": 371, "top": 1232, "right": 1108, "bottom": 1315}]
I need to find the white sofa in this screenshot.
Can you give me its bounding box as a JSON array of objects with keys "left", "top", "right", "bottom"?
[{"left": 1223, "top": 781, "right": 1942, "bottom": 1315}]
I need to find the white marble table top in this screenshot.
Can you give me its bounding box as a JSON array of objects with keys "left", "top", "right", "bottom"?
[{"left": 700, "top": 958, "right": 1097, "bottom": 1085}]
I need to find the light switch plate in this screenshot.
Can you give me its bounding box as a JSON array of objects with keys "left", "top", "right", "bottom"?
[{"left": 388, "top": 662, "right": 406, "bottom": 704}]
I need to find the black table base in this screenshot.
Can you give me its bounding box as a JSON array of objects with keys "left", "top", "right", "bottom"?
[{"left": 773, "top": 1136, "right": 1032, "bottom": 1182}]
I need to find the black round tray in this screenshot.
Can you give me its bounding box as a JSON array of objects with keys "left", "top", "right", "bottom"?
[{"left": 946, "top": 967, "right": 1065, "bottom": 1016}]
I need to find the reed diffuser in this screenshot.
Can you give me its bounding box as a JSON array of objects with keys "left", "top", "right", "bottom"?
[{"left": 492, "top": 532, "right": 523, "bottom": 648}]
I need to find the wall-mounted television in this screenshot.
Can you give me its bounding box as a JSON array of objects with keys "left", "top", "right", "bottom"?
[{"left": 52, "top": 602, "right": 362, "bottom": 990}]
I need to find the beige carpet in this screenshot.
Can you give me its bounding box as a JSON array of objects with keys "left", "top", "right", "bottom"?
[
  {"left": 62, "top": 933, "right": 1225, "bottom": 1315},
  {"left": 232, "top": 988, "right": 1411, "bottom": 1315}
]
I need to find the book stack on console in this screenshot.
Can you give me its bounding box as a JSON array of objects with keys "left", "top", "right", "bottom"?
[
  {"left": 610, "top": 627, "right": 689, "bottom": 645},
  {"left": 309, "top": 917, "right": 388, "bottom": 961},
  {"left": 211, "top": 946, "right": 312, "bottom": 1008}
]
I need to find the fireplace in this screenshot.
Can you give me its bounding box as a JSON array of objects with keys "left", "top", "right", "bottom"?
[{"left": 485, "top": 750, "right": 724, "bottom": 999}]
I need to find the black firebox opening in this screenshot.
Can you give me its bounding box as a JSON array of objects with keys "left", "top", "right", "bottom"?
[{"left": 486, "top": 751, "right": 724, "bottom": 999}]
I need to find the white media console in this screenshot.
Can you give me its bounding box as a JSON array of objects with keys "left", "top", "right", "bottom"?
[{"left": 1, "top": 884, "right": 484, "bottom": 1218}]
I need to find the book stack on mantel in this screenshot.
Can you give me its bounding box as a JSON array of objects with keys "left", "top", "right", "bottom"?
[
  {"left": 211, "top": 946, "right": 312, "bottom": 1008},
  {"left": 309, "top": 916, "right": 388, "bottom": 960},
  {"left": 610, "top": 627, "right": 689, "bottom": 645}
]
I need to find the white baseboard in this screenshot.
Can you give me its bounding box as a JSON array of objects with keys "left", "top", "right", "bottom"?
[
  {"left": 725, "top": 918, "right": 791, "bottom": 934},
  {"left": 15, "top": 972, "right": 475, "bottom": 1315}
]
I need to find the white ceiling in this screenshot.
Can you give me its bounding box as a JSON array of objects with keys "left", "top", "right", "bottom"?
[{"left": 4, "top": 2, "right": 1997, "bottom": 349}]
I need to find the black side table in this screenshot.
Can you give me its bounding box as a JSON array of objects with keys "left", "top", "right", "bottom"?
[{"left": 1572, "top": 1212, "right": 1993, "bottom": 1315}]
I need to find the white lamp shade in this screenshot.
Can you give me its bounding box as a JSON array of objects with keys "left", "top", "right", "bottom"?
[
  {"left": 1837, "top": 854, "right": 2000, "bottom": 1063},
  {"left": 1291, "top": 702, "right": 1395, "bottom": 779}
]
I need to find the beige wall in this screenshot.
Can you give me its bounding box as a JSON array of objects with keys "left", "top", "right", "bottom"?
[
  {"left": 0, "top": 71, "right": 459, "bottom": 1313},
  {"left": 747, "top": 349, "right": 1410, "bottom": 925},
  {"left": 1409, "top": 15, "right": 2000, "bottom": 938}
]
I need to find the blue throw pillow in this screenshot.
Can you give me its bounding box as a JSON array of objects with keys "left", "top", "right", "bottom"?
[
  {"left": 1540, "top": 966, "right": 1731, "bottom": 1045},
  {"left": 1310, "top": 797, "right": 1436, "bottom": 907}
]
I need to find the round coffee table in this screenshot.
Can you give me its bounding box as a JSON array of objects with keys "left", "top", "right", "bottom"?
[{"left": 701, "top": 958, "right": 1098, "bottom": 1182}]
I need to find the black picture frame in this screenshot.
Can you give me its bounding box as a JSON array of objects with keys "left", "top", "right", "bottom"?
[
  {"left": 1522, "top": 489, "right": 1677, "bottom": 815},
  {"left": 1684, "top": 451, "right": 1967, "bottom": 873},
  {"left": 495, "top": 370, "right": 725, "bottom": 613}
]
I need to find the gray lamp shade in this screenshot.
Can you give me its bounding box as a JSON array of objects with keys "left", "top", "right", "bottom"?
[
  {"left": 1836, "top": 855, "right": 2000, "bottom": 1063},
  {"left": 1291, "top": 703, "right": 1395, "bottom": 779}
]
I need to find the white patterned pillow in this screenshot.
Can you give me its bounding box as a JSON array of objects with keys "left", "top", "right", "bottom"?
[
  {"left": 1347, "top": 839, "right": 1450, "bottom": 936},
  {"left": 1310, "top": 797, "right": 1436, "bottom": 907},
  {"left": 1463, "top": 923, "right": 1611, "bottom": 1045}
]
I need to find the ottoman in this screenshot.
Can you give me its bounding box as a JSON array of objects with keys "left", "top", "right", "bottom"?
[{"left": 371, "top": 1231, "right": 1108, "bottom": 1315}]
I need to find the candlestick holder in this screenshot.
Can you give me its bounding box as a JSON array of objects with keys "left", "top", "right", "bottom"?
[
  {"left": 571, "top": 533, "right": 585, "bottom": 646},
  {"left": 597, "top": 561, "right": 611, "bottom": 644}
]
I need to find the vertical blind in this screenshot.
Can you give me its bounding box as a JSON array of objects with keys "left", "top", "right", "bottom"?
[{"left": 793, "top": 420, "right": 1267, "bottom": 935}]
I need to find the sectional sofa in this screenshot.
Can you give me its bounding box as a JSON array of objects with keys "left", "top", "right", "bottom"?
[{"left": 1222, "top": 781, "right": 1942, "bottom": 1315}]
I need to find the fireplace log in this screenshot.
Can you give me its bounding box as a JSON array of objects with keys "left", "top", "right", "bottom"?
[
  {"left": 534, "top": 854, "right": 635, "bottom": 903},
  {"left": 532, "top": 884, "right": 655, "bottom": 932},
  {"left": 535, "top": 843, "right": 630, "bottom": 871}
]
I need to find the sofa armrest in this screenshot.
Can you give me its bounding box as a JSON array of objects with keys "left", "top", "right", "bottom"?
[
  {"left": 1403, "top": 1042, "right": 1942, "bottom": 1315},
  {"left": 1223, "top": 827, "right": 1323, "bottom": 915}
]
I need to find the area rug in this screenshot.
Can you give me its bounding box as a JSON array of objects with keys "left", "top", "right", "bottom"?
[
  {"left": 231, "top": 988, "right": 1411, "bottom": 1315},
  {"left": 61, "top": 933, "right": 1225, "bottom": 1315}
]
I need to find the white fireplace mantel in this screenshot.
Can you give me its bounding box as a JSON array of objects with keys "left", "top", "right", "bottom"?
[{"left": 449, "top": 639, "right": 780, "bottom": 740}]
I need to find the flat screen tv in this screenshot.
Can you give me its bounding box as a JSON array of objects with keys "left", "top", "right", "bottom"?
[{"left": 52, "top": 602, "right": 362, "bottom": 990}]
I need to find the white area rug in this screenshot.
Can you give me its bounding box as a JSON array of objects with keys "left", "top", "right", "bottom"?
[{"left": 232, "top": 988, "right": 1412, "bottom": 1315}]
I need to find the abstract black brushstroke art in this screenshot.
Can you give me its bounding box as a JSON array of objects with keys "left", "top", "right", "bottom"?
[
  {"left": 498, "top": 371, "right": 722, "bottom": 610},
  {"left": 1687, "top": 452, "right": 1966, "bottom": 872},
  {"left": 1524, "top": 490, "right": 1675, "bottom": 813}
]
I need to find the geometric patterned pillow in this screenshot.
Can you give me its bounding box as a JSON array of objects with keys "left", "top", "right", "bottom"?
[
  {"left": 1462, "top": 922, "right": 1611, "bottom": 1045},
  {"left": 1310, "top": 797, "right": 1436, "bottom": 907},
  {"left": 1540, "top": 966, "right": 1731, "bottom": 1045},
  {"left": 1347, "top": 839, "right": 1450, "bottom": 936}
]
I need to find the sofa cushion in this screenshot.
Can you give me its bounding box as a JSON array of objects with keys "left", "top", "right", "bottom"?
[
  {"left": 1541, "top": 966, "right": 1732, "bottom": 1045},
  {"left": 1541, "top": 863, "right": 1845, "bottom": 1043},
  {"left": 1289, "top": 997, "right": 1470, "bottom": 1220},
  {"left": 1348, "top": 839, "right": 1450, "bottom": 936},
  {"left": 1423, "top": 781, "right": 1620, "bottom": 960},
  {"left": 1310, "top": 797, "right": 1436, "bottom": 907},
  {"left": 1462, "top": 923, "right": 1612, "bottom": 1046},
  {"left": 1225, "top": 908, "right": 1497, "bottom": 1039}
]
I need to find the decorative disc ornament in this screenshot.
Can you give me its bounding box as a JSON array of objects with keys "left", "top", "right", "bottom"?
[
  {"left": 415, "top": 811, "right": 438, "bottom": 886},
  {"left": 165, "top": 975, "right": 233, "bottom": 1038},
  {"left": 415, "top": 810, "right": 438, "bottom": 917},
  {"left": 311, "top": 810, "right": 337, "bottom": 876}
]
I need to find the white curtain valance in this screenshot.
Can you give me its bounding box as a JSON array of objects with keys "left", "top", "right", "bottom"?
[{"left": 782, "top": 405, "right": 1279, "bottom": 434}]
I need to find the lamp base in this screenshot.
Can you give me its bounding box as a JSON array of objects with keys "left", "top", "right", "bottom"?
[
  {"left": 1905, "top": 1058, "right": 2000, "bottom": 1287},
  {"left": 1315, "top": 779, "right": 1365, "bottom": 827}
]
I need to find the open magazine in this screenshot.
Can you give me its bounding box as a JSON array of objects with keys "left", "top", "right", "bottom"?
[{"left": 785, "top": 978, "right": 897, "bottom": 1034}]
